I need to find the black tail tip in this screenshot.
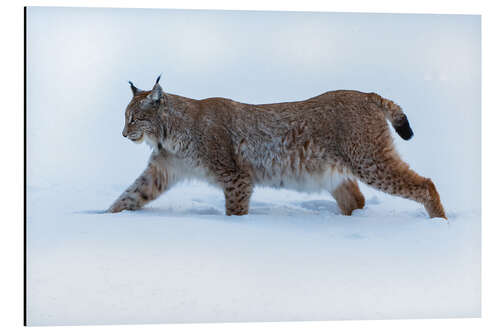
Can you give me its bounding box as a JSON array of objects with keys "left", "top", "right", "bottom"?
[{"left": 395, "top": 116, "right": 414, "bottom": 140}]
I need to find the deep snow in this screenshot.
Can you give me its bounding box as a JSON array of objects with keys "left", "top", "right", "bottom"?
[
  {"left": 26, "top": 7, "right": 480, "bottom": 326},
  {"left": 26, "top": 181, "right": 480, "bottom": 325}
]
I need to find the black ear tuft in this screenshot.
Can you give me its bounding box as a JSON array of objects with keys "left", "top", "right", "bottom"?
[
  {"left": 155, "top": 74, "right": 161, "bottom": 85},
  {"left": 129, "top": 81, "right": 138, "bottom": 95}
]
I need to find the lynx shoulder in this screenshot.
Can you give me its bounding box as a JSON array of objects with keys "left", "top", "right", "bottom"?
[{"left": 108, "top": 76, "right": 446, "bottom": 219}]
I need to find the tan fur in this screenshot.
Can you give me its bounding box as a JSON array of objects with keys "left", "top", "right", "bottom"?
[
  {"left": 332, "top": 179, "right": 365, "bottom": 216},
  {"left": 108, "top": 79, "right": 446, "bottom": 219}
]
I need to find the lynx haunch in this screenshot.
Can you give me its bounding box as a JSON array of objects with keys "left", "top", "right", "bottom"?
[{"left": 108, "top": 76, "right": 446, "bottom": 219}]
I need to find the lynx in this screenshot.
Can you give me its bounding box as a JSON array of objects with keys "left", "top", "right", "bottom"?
[{"left": 108, "top": 76, "right": 446, "bottom": 219}]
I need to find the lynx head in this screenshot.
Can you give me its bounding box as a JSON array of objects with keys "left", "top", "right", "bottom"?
[{"left": 122, "top": 75, "right": 165, "bottom": 147}]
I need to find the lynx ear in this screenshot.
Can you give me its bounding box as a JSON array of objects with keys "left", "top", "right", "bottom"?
[
  {"left": 128, "top": 81, "right": 143, "bottom": 96},
  {"left": 147, "top": 75, "right": 163, "bottom": 103}
]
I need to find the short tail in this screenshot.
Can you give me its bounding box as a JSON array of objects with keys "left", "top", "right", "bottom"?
[{"left": 368, "top": 93, "right": 414, "bottom": 140}]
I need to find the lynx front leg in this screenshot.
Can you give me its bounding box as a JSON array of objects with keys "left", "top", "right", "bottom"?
[
  {"left": 332, "top": 179, "right": 366, "bottom": 216},
  {"left": 220, "top": 171, "right": 253, "bottom": 216},
  {"left": 107, "top": 153, "right": 174, "bottom": 213},
  {"left": 205, "top": 131, "right": 254, "bottom": 216}
]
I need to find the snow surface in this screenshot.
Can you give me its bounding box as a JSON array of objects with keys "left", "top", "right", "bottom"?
[
  {"left": 26, "top": 7, "right": 480, "bottom": 326},
  {"left": 27, "top": 182, "right": 480, "bottom": 325}
]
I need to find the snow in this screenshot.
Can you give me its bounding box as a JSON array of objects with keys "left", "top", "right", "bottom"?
[
  {"left": 26, "top": 181, "right": 480, "bottom": 325},
  {"left": 26, "top": 7, "right": 480, "bottom": 326}
]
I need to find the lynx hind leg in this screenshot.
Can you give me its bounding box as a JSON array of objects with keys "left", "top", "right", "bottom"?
[
  {"left": 332, "top": 178, "right": 366, "bottom": 216},
  {"left": 354, "top": 151, "right": 446, "bottom": 219},
  {"left": 221, "top": 171, "right": 253, "bottom": 216}
]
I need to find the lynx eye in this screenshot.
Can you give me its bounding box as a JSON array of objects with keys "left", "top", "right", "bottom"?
[{"left": 129, "top": 114, "right": 138, "bottom": 124}]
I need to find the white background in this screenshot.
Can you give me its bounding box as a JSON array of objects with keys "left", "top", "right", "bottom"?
[{"left": 1, "top": 0, "right": 500, "bottom": 332}]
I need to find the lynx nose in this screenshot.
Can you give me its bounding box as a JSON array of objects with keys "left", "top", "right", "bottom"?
[{"left": 122, "top": 128, "right": 128, "bottom": 137}]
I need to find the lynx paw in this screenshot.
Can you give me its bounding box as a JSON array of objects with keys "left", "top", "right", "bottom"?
[
  {"left": 107, "top": 204, "right": 125, "bottom": 213},
  {"left": 107, "top": 199, "right": 140, "bottom": 213},
  {"left": 424, "top": 179, "right": 447, "bottom": 219}
]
